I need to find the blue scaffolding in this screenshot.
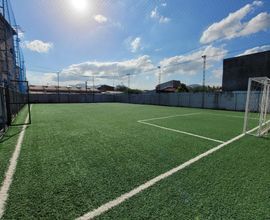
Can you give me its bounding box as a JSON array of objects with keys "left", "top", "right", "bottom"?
[{"left": 0, "top": 0, "right": 26, "bottom": 93}]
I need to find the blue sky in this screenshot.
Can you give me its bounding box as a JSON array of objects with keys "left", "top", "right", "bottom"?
[{"left": 11, "top": 0, "right": 270, "bottom": 89}]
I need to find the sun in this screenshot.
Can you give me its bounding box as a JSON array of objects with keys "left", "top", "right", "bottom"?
[{"left": 70, "top": 0, "right": 88, "bottom": 12}]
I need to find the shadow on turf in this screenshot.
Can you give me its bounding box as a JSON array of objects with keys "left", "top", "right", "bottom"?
[
  {"left": 0, "top": 126, "right": 29, "bottom": 144},
  {"left": 262, "top": 135, "right": 270, "bottom": 140},
  {"left": 247, "top": 133, "right": 270, "bottom": 142}
]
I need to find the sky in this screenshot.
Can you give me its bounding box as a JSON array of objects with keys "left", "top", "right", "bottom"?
[{"left": 10, "top": 0, "right": 270, "bottom": 89}]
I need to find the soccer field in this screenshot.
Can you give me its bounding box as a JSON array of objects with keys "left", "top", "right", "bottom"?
[{"left": 0, "top": 103, "right": 269, "bottom": 219}]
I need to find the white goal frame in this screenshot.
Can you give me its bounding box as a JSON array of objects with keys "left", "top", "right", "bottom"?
[{"left": 243, "top": 77, "right": 270, "bottom": 136}]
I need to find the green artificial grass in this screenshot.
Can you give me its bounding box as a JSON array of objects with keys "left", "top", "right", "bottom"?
[
  {"left": 100, "top": 135, "right": 270, "bottom": 220},
  {"left": 149, "top": 113, "right": 246, "bottom": 141},
  {"left": 0, "top": 103, "right": 268, "bottom": 219},
  {"left": 0, "top": 106, "right": 29, "bottom": 184}
]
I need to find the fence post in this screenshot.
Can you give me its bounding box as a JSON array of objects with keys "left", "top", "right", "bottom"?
[
  {"left": 5, "top": 86, "right": 12, "bottom": 126},
  {"left": 235, "top": 92, "right": 238, "bottom": 111}
]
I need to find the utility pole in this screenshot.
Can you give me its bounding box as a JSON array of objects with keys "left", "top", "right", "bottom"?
[
  {"left": 127, "top": 73, "right": 131, "bottom": 90},
  {"left": 157, "top": 66, "right": 161, "bottom": 92},
  {"left": 157, "top": 66, "right": 162, "bottom": 105},
  {"left": 92, "top": 75, "right": 95, "bottom": 103},
  {"left": 126, "top": 73, "right": 131, "bottom": 103},
  {"left": 57, "top": 71, "right": 60, "bottom": 103},
  {"left": 202, "top": 55, "right": 207, "bottom": 108},
  {"left": 114, "top": 64, "right": 119, "bottom": 90},
  {"left": 85, "top": 80, "right": 88, "bottom": 93}
]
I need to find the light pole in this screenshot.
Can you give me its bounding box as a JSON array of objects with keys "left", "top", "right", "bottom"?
[
  {"left": 126, "top": 73, "right": 131, "bottom": 90},
  {"left": 157, "top": 66, "right": 162, "bottom": 105},
  {"left": 202, "top": 55, "right": 207, "bottom": 108},
  {"left": 114, "top": 64, "right": 119, "bottom": 90},
  {"left": 126, "top": 73, "right": 131, "bottom": 103},
  {"left": 157, "top": 66, "right": 161, "bottom": 92},
  {"left": 57, "top": 71, "right": 60, "bottom": 103},
  {"left": 85, "top": 80, "right": 88, "bottom": 93},
  {"left": 92, "top": 75, "right": 95, "bottom": 103}
]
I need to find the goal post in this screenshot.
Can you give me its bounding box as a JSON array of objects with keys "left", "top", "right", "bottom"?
[{"left": 243, "top": 77, "right": 270, "bottom": 136}]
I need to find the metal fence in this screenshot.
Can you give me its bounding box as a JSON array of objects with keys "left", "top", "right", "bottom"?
[
  {"left": 0, "top": 86, "right": 7, "bottom": 131},
  {"left": 0, "top": 82, "right": 30, "bottom": 134},
  {"left": 115, "top": 92, "right": 249, "bottom": 111},
  {"left": 30, "top": 91, "right": 250, "bottom": 111}
]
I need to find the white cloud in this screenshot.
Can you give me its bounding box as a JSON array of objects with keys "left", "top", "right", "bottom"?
[
  {"left": 27, "top": 71, "right": 57, "bottom": 85},
  {"left": 93, "top": 14, "right": 108, "bottom": 24},
  {"left": 238, "top": 12, "right": 270, "bottom": 36},
  {"left": 112, "top": 21, "right": 122, "bottom": 29},
  {"left": 24, "top": 40, "right": 53, "bottom": 53},
  {"left": 27, "top": 46, "right": 229, "bottom": 87},
  {"left": 150, "top": 7, "right": 159, "bottom": 19},
  {"left": 253, "top": 0, "right": 263, "bottom": 6},
  {"left": 150, "top": 7, "right": 171, "bottom": 24},
  {"left": 28, "top": 56, "right": 155, "bottom": 86},
  {"left": 200, "top": 1, "right": 269, "bottom": 44},
  {"left": 160, "top": 45, "right": 227, "bottom": 76},
  {"left": 159, "top": 16, "right": 171, "bottom": 24},
  {"left": 161, "top": 3, "right": 167, "bottom": 7},
  {"left": 212, "top": 68, "right": 223, "bottom": 79},
  {"left": 93, "top": 14, "right": 122, "bottom": 29},
  {"left": 18, "top": 30, "right": 24, "bottom": 39},
  {"left": 130, "top": 37, "right": 142, "bottom": 53},
  {"left": 238, "top": 45, "right": 270, "bottom": 56},
  {"left": 52, "top": 55, "right": 155, "bottom": 83}
]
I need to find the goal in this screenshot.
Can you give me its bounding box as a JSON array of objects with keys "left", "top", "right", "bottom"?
[{"left": 243, "top": 77, "right": 270, "bottom": 136}]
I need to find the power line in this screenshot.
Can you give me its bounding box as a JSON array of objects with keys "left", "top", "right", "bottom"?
[{"left": 26, "top": 42, "right": 270, "bottom": 81}]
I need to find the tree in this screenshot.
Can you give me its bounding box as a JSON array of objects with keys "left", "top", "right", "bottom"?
[
  {"left": 176, "top": 83, "right": 189, "bottom": 92},
  {"left": 115, "top": 85, "right": 143, "bottom": 94}
]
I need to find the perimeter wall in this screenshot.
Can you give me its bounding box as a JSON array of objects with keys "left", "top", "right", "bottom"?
[{"left": 30, "top": 92, "right": 253, "bottom": 111}]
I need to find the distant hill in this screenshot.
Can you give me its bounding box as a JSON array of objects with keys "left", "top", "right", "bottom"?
[{"left": 188, "top": 84, "right": 202, "bottom": 88}]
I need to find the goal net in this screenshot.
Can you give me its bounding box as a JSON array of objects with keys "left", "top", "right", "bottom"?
[{"left": 243, "top": 77, "right": 270, "bottom": 136}]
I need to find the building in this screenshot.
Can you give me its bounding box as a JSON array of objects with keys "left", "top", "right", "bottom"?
[
  {"left": 29, "top": 85, "right": 100, "bottom": 94},
  {"left": 96, "top": 84, "right": 115, "bottom": 92},
  {"left": 0, "top": 13, "right": 17, "bottom": 84},
  {"left": 156, "top": 80, "right": 181, "bottom": 93},
  {"left": 222, "top": 50, "right": 270, "bottom": 91},
  {"left": 0, "top": 2, "right": 26, "bottom": 92}
]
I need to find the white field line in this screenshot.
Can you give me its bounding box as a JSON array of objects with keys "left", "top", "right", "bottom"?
[
  {"left": 139, "top": 112, "right": 201, "bottom": 122},
  {"left": 205, "top": 113, "right": 258, "bottom": 120},
  {"left": 0, "top": 106, "right": 32, "bottom": 219},
  {"left": 76, "top": 125, "right": 259, "bottom": 220},
  {"left": 138, "top": 121, "right": 224, "bottom": 144}
]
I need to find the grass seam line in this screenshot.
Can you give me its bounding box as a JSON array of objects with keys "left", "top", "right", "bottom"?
[
  {"left": 75, "top": 125, "right": 259, "bottom": 220},
  {"left": 138, "top": 121, "right": 224, "bottom": 144},
  {"left": 0, "top": 105, "right": 32, "bottom": 219},
  {"left": 139, "top": 112, "right": 201, "bottom": 122}
]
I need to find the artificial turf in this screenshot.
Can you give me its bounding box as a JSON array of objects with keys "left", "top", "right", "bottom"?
[
  {"left": 0, "top": 106, "right": 29, "bottom": 184},
  {"left": 100, "top": 135, "right": 270, "bottom": 220},
  {"left": 142, "top": 113, "right": 241, "bottom": 142},
  {"left": 0, "top": 103, "right": 268, "bottom": 219}
]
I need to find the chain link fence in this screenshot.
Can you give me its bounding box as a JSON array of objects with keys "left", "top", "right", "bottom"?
[{"left": 0, "top": 81, "right": 30, "bottom": 135}]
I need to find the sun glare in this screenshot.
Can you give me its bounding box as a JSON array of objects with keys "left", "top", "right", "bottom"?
[{"left": 70, "top": 0, "right": 88, "bottom": 12}]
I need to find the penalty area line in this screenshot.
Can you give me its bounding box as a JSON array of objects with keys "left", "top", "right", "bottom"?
[
  {"left": 138, "top": 121, "right": 224, "bottom": 144},
  {"left": 139, "top": 112, "right": 201, "bottom": 122},
  {"left": 75, "top": 124, "right": 259, "bottom": 220},
  {"left": 205, "top": 113, "right": 259, "bottom": 120},
  {"left": 0, "top": 105, "right": 32, "bottom": 219}
]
